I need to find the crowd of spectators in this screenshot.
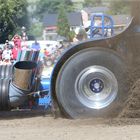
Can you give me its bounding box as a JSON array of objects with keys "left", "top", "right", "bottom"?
[
  {"left": 0, "top": 34, "right": 61, "bottom": 65},
  {"left": 0, "top": 34, "right": 22, "bottom": 65},
  {"left": 0, "top": 41, "right": 14, "bottom": 65}
]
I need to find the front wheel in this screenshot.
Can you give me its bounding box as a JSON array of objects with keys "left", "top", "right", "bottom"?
[{"left": 55, "top": 47, "right": 129, "bottom": 119}]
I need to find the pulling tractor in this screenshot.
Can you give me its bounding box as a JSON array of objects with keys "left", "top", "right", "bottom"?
[
  {"left": 50, "top": 1, "right": 140, "bottom": 119},
  {"left": 0, "top": 1, "right": 140, "bottom": 119}
]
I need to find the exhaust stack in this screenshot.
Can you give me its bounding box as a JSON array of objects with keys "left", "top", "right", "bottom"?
[{"left": 9, "top": 61, "right": 37, "bottom": 107}]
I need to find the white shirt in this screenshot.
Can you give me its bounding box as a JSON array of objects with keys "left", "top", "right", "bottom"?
[{"left": 2, "top": 49, "right": 12, "bottom": 60}]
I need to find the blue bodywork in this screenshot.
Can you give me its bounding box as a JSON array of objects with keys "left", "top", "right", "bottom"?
[
  {"left": 90, "top": 13, "right": 114, "bottom": 39},
  {"left": 37, "top": 77, "right": 51, "bottom": 108}
]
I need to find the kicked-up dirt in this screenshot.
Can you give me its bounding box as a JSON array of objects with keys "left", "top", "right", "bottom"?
[
  {"left": 0, "top": 116, "right": 140, "bottom": 140},
  {"left": 119, "top": 79, "right": 140, "bottom": 118},
  {"left": 0, "top": 68, "right": 140, "bottom": 140},
  {"left": 0, "top": 78, "right": 140, "bottom": 140}
]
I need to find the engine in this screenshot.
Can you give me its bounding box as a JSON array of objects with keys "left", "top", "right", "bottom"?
[{"left": 0, "top": 49, "right": 51, "bottom": 111}]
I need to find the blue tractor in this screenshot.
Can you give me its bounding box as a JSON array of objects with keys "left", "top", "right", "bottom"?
[
  {"left": 0, "top": 50, "right": 51, "bottom": 111},
  {"left": 0, "top": 2, "right": 140, "bottom": 120},
  {"left": 49, "top": 2, "right": 140, "bottom": 119}
]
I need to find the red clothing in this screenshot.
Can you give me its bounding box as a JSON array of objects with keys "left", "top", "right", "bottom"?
[
  {"left": 12, "top": 35, "right": 22, "bottom": 49},
  {"left": 12, "top": 47, "right": 18, "bottom": 60},
  {"left": 44, "top": 50, "right": 49, "bottom": 57}
]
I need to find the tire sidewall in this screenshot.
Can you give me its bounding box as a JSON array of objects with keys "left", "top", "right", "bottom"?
[{"left": 56, "top": 47, "right": 129, "bottom": 118}]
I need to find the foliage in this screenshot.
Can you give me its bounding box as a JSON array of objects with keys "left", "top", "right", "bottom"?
[
  {"left": 108, "top": 0, "right": 130, "bottom": 15},
  {"left": 57, "top": 4, "right": 71, "bottom": 41},
  {"left": 83, "top": 0, "right": 102, "bottom": 7},
  {"left": 28, "top": 22, "right": 43, "bottom": 39},
  {"left": 68, "top": 30, "right": 75, "bottom": 42},
  {"left": 0, "top": 0, "right": 29, "bottom": 43},
  {"left": 83, "top": 0, "right": 130, "bottom": 15},
  {"left": 36, "top": 0, "right": 74, "bottom": 20}
]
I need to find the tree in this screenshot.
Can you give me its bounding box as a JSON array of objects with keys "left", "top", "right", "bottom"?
[
  {"left": 36, "top": 0, "right": 74, "bottom": 20},
  {"left": 68, "top": 30, "right": 75, "bottom": 42},
  {"left": 57, "top": 4, "right": 71, "bottom": 40},
  {"left": 0, "top": 0, "right": 29, "bottom": 43},
  {"left": 28, "top": 22, "right": 43, "bottom": 39},
  {"left": 83, "top": 0, "right": 102, "bottom": 7},
  {"left": 108, "top": 0, "right": 130, "bottom": 15}
]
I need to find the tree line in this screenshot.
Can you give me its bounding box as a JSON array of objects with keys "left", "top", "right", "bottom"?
[
  {"left": 0, "top": 0, "right": 130, "bottom": 43},
  {"left": 0, "top": 0, "right": 29, "bottom": 43}
]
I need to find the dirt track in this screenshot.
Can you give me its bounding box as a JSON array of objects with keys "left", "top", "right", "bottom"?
[
  {"left": 0, "top": 116, "right": 140, "bottom": 140},
  {"left": 0, "top": 74, "right": 140, "bottom": 140},
  {"left": 119, "top": 79, "right": 140, "bottom": 118}
]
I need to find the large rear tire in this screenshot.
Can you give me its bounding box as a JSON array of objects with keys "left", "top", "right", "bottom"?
[
  {"left": 55, "top": 47, "right": 129, "bottom": 119},
  {"left": 0, "top": 79, "right": 10, "bottom": 110},
  {"left": 0, "top": 65, "right": 13, "bottom": 79}
]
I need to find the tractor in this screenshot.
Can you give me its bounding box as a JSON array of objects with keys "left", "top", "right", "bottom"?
[
  {"left": 0, "top": 1, "right": 140, "bottom": 120},
  {"left": 50, "top": 1, "right": 140, "bottom": 119}
]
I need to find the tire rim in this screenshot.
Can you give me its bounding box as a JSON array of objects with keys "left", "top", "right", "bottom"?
[{"left": 75, "top": 65, "right": 118, "bottom": 109}]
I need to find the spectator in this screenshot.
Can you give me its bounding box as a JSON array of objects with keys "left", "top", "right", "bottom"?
[
  {"left": 31, "top": 40, "right": 41, "bottom": 51},
  {"left": 39, "top": 50, "right": 45, "bottom": 61},
  {"left": 2, "top": 44, "right": 12, "bottom": 63},
  {"left": 59, "top": 41, "right": 64, "bottom": 48},
  {"left": 12, "top": 34, "right": 22, "bottom": 50},
  {"left": 5, "top": 40, "right": 13, "bottom": 49},
  {"left": 44, "top": 48, "right": 50, "bottom": 57},
  {"left": 12, "top": 44, "right": 19, "bottom": 60}
]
